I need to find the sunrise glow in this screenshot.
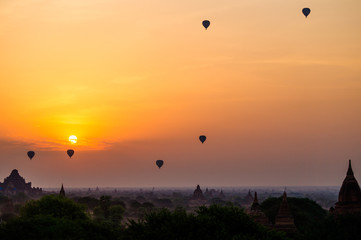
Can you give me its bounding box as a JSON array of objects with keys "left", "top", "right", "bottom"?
[
  {"left": 68, "top": 135, "right": 77, "bottom": 144},
  {"left": 0, "top": 0, "right": 360, "bottom": 187}
]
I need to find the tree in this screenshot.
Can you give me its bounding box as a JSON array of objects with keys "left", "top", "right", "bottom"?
[
  {"left": 261, "top": 197, "right": 327, "bottom": 235},
  {"left": 111, "top": 198, "right": 126, "bottom": 209},
  {"left": 142, "top": 202, "right": 154, "bottom": 210},
  {"left": 93, "top": 206, "right": 106, "bottom": 222},
  {"left": 20, "top": 195, "right": 88, "bottom": 220},
  {"left": 129, "top": 200, "right": 141, "bottom": 210},
  {"left": 124, "top": 205, "right": 289, "bottom": 240},
  {"left": 153, "top": 198, "right": 173, "bottom": 208},
  {"left": 0, "top": 212, "right": 17, "bottom": 222},
  {"left": 0, "top": 215, "right": 120, "bottom": 240},
  {"left": 74, "top": 196, "right": 100, "bottom": 211},
  {"left": 109, "top": 205, "right": 125, "bottom": 225},
  {"left": 305, "top": 212, "right": 361, "bottom": 240},
  {"left": 100, "top": 195, "right": 112, "bottom": 219},
  {"left": 0, "top": 195, "right": 120, "bottom": 240}
]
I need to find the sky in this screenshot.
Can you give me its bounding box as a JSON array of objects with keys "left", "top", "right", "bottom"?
[{"left": 0, "top": 0, "right": 360, "bottom": 188}]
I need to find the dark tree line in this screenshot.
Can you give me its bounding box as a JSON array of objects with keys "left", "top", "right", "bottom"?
[{"left": 0, "top": 195, "right": 360, "bottom": 240}]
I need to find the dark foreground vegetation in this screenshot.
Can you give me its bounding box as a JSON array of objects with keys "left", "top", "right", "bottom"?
[{"left": 0, "top": 195, "right": 360, "bottom": 240}]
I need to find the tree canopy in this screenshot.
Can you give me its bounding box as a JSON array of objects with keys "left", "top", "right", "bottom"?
[
  {"left": 124, "top": 205, "right": 289, "bottom": 240},
  {"left": 0, "top": 195, "right": 120, "bottom": 240}
]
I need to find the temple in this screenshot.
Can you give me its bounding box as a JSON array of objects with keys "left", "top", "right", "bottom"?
[
  {"left": 274, "top": 191, "right": 296, "bottom": 233},
  {"left": 249, "top": 192, "right": 270, "bottom": 226},
  {"left": 191, "top": 185, "right": 206, "bottom": 201},
  {"left": 0, "top": 169, "right": 42, "bottom": 196},
  {"left": 189, "top": 185, "right": 207, "bottom": 206},
  {"left": 244, "top": 189, "right": 254, "bottom": 206},
  {"left": 333, "top": 160, "right": 361, "bottom": 214},
  {"left": 204, "top": 188, "right": 211, "bottom": 198},
  {"left": 250, "top": 192, "right": 261, "bottom": 211},
  {"left": 59, "top": 184, "right": 65, "bottom": 197},
  {"left": 218, "top": 190, "right": 225, "bottom": 199}
]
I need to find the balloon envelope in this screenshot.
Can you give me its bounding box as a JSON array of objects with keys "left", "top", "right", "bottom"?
[
  {"left": 156, "top": 160, "right": 164, "bottom": 169},
  {"left": 27, "top": 151, "right": 35, "bottom": 160},
  {"left": 67, "top": 149, "right": 74, "bottom": 158},
  {"left": 302, "top": 8, "right": 311, "bottom": 17},
  {"left": 199, "top": 135, "right": 206, "bottom": 144},
  {"left": 202, "top": 20, "right": 210, "bottom": 29}
]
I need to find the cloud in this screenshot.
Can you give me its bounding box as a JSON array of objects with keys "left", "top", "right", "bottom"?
[
  {"left": 0, "top": 138, "right": 34, "bottom": 150},
  {"left": 0, "top": 137, "right": 108, "bottom": 151}
]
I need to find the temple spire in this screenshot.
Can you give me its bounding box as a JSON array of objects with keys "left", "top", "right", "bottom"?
[
  {"left": 334, "top": 160, "right": 361, "bottom": 214},
  {"left": 59, "top": 184, "right": 65, "bottom": 197},
  {"left": 254, "top": 192, "right": 258, "bottom": 203},
  {"left": 347, "top": 159, "right": 354, "bottom": 176},
  {"left": 275, "top": 191, "right": 296, "bottom": 233},
  {"left": 249, "top": 191, "right": 270, "bottom": 226},
  {"left": 251, "top": 191, "right": 261, "bottom": 211}
]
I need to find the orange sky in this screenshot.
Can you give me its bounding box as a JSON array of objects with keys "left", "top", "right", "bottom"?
[{"left": 0, "top": 0, "right": 360, "bottom": 187}]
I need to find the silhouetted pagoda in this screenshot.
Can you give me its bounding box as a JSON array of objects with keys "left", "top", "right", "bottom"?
[
  {"left": 274, "top": 191, "right": 296, "bottom": 233},
  {"left": 0, "top": 169, "right": 42, "bottom": 196},
  {"left": 189, "top": 185, "right": 207, "bottom": 207},
  {"left": 191, "top": 185, "right": 206, "bottom": 200},
  {"left": 204, "top": 188, "right": 211, "bottom": 198},
  {"left": 333, "top": 160, "right": 361, "bottom": 214},
  {"left": 251, "top": 192, "right": 261, "bottom": 211},
  {"left": 244, "top": 189, "right": 254, "bottom": 206},
  {"left": 59, "top": 184, "right": 65, "bottom": 197},
  {"left": 249, "top": 192, "right": 270, "bottom": 226},
  {"left": 218, "top": 190, "right": 225, "bottom": 199}
]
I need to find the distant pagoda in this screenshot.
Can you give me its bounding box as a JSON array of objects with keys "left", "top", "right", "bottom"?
[
  {"left": 333, "top": 160, "right": 361, "bottom": 214},
  {"left": 249, "top": 192, "right": 270, "bottom": 226},
  {"left": 250, "top": 192, "right": 261, "bottom": 211},
  {"left": 191, "top": 185, "right": 206, "bottom": 200},
  {"left": 59, "top": 184, "right": 65, "bottom": 197},
  {"left": 189, "top": 185, "right": 207, "bottom": 207},
  {"left": 0, "top": 169, "right": 42, "bottom": 196},
  {"left": 274, "top": 191, "right": 296, "bottom": 233},
  {"left": 244, "top": 189, "right": 254, "bottom": 206},
  {"left": 218, "top": 190, "right": 225, "bottom": 199},
  {"left": 204, "top": 188, "right": 211, "bottom": 198}
]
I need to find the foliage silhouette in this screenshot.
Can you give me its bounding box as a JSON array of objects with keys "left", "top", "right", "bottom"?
[
  {"left": 124, "top": 205, "right": 289, "bottom": 240},
  {"left": 261, "top": 197, "right": 327, "bottom": 237},
  {"left": 20, "top": 195, "right": 88, "bottom": 220},
  {"left": 0, "top": 195, "right": 120, "bottom": 240}
]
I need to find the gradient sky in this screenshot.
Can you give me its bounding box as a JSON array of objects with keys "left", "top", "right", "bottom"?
[{"left": 0, "top": 0, "right": 360, "bottom": 188}]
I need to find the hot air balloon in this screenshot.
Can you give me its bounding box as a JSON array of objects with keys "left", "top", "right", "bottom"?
[
  {"left": 67, "top": 149, "right": 74, "bottom": 158},
  {"left": 27, "top": 151, "right": 35, "bottom": 160},
  {"left": 302, "top": 8, "right": 311, "bottom": 18},
  {"left": 156, "top": 160, "right": 164, "bottom": 169},
  {"left": 202, "top": 20, "right": 210, "bottom": 30},
  {"left": 199, "top": 135, "right": 206, "bottom": 144}
]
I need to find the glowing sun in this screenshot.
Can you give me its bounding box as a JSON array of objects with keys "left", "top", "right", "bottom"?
[{"left": 69, "top": 135, "right": 77, "bottom": 144}]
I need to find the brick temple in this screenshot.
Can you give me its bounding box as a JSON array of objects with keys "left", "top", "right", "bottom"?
[
  {"left": 332, "top": 160, "right": 361, "bottom": 214},
  {"left": 0, "top": 169, "right": 42, "bottom": 196}
]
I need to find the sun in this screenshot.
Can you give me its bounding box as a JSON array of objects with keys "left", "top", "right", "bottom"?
[{"left": 68, "top": 135, "right": 77, "bottom": 144}]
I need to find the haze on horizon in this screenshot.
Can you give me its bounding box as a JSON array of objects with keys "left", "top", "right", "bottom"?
[{"left": 0, "top": 0, "right": 360, "bottom": 188}]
